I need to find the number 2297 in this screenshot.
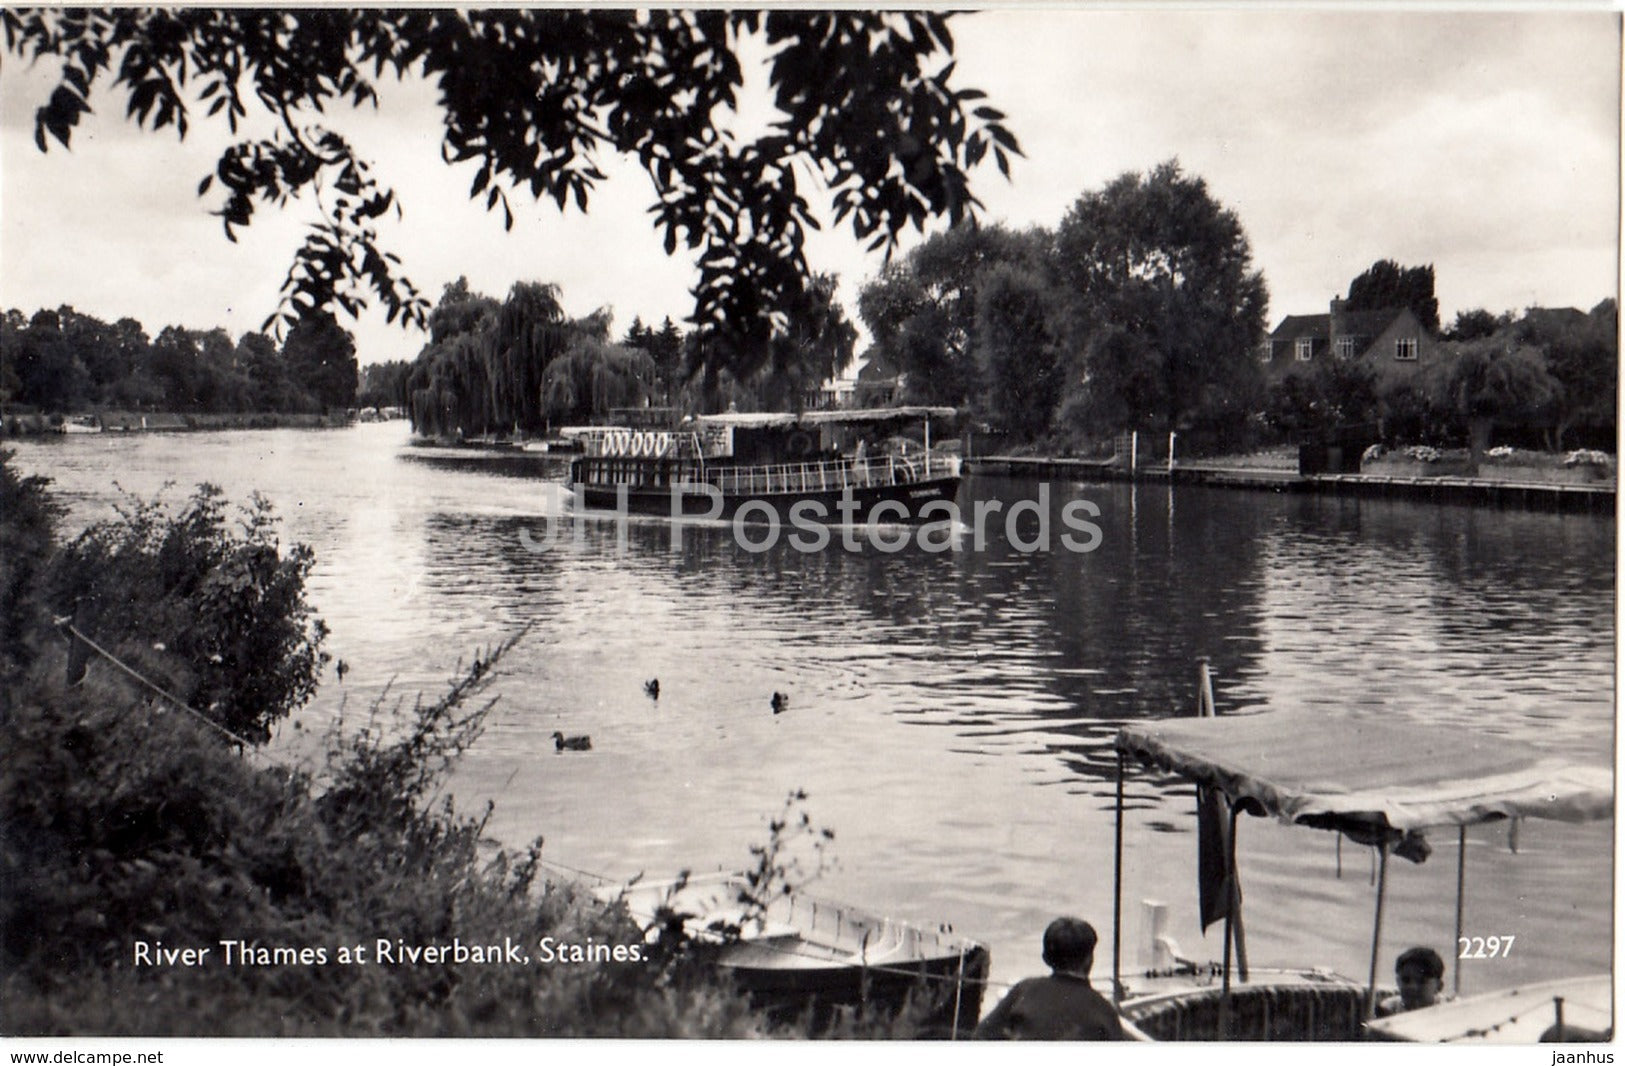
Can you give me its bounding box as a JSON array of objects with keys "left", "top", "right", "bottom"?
[{"left": 1458, "top": 935, "right": 1514, "bottom": 959}]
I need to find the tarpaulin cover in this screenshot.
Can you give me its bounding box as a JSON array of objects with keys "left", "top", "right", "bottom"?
[{"left": 1116, "top": 712, "right": 1613, "bottom": 833}]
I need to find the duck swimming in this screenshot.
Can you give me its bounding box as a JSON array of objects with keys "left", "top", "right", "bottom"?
[
  {"left": 552, "top": 731, "right": 592, "bottom": 751},
  {"left": 644, "top": 678, "right": 660, "bottom": 700},
  {"left": 770, "top": 692, "right": 789, "bottom": 715}
]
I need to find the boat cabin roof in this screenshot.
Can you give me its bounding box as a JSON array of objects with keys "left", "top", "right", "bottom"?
[
  {"left": 695, "top": 406, "right": 956, "bottom": 430},
  {"left": 1115, "top": 711, "right": 1612, "bottom": 833}
]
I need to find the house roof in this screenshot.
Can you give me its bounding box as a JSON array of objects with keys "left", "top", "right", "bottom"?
[
  {"left": 1337, "top": 307, "right": 1408, "bottom": 338},
  {"left": 855, "top": 351, "right": 901, "bottom": 383},
  {"left": 1270, "top": 314, "right": 1329, "bottom": 342},
  {"left": 1271, "top": 306, "right": 1419, "bottom": 343},
  {"left": 1522, "top": 306, "right": 1587, "bottom": 331}
]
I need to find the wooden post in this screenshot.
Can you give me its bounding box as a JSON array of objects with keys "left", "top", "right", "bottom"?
[
  {"left": 64, "top": 598, "right": 90, "bottom": 687},
  {"left": 1220, "top": 803, "right": 1242, "bottom": 1037},
  {"left": 1113, "top": 749, "right": 1125, "bottom": 1004},
  {"left": 1365, "top": 839, "right": 1392, "bottom": 1019},
  {"left": 1454, "top": 825, "right": 1467, "bottom": 998}
]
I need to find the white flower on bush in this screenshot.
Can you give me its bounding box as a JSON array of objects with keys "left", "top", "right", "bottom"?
[
  {"left": 1404, "top": 445, "right": 1442, "bottom": 463},
  {"left": 1563, "top": 449, "right": 1613, "bottom": 468},
  {"left": 1362, "top": 443, "right": 1386, "bottom": 463}
]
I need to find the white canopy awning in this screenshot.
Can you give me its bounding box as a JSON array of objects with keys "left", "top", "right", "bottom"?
[{"left": 1116, "top": 711, "right": 1613, "bottom": 833}]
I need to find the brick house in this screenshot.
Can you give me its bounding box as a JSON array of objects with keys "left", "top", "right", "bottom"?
[{"left": 1261, "top": 298, "right": 1442, "bottom": 386}]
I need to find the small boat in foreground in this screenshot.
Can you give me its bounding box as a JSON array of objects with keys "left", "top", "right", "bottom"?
[
  {"left": 597, "top": 871, "right": 989, "bottom": 1035},
  {"left": 564, "top": 406, "right": 961, "bottom": 524},
  {"left": 1108, "top": 698, "right": 1613, "bottom": 1042}
]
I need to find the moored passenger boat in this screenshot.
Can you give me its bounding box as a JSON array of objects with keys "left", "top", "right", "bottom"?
[{"left": 563, "top": 406, "right": 960, "bottom": 523}]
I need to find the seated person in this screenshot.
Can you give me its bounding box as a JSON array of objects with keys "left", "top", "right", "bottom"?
[
  {"left": 1376, "top": 946, "right": 1446, "bottom": 1016},
  {"left": 974, "top": 917, "right": 1125, "bottom": 1040}
]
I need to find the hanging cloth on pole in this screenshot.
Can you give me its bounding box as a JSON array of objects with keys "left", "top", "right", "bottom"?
[{"left": 1195, "top": 658, "right": 1232, "bottom": 931}]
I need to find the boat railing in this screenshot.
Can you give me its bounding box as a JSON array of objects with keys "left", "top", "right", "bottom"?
[{"left": 705, "top": 454, "right": 956, "bottom": 497}]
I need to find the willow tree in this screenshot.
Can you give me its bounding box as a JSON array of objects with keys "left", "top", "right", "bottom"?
[
  {"left": 541, "top": 341, "right": 658, "bottom": 426},
  {"left": 406, "top": 280, "right": 593, "bottom": 438},
  {"left": 486, "top": 282, "right": 572, "bottom": 434},
  {"left": 1428, "top": 339, "right": 1556, "bottom": 474}
]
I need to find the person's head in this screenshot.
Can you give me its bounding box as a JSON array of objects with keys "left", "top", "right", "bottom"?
[
  {"left": 1041, "top": 917, "right": 1098, "bottom": 975},
  {"left": 1394, "top": 946, "right": 1445, "bottom": 1010}
]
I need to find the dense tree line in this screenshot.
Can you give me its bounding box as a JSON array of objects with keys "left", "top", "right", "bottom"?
[
  {"left": 1, "top": 306, "right": 356, "bottom": 415},
  {"left": 859, "top": 160, "right": 1268, "bottom": 448}
]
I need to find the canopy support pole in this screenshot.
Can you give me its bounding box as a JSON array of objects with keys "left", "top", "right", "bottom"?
[
  {"left": 1365, "top": 839, "right": 1392, "bottom": 1020},
  {"left": 924, "top": 417, "right": 931, "bottom": 478},
  {"left": 1112, "top": 749, "right": 1125, "bottom": 1004},
  {"left": 1220, "top": 803, "right": 1242, "bottom": 1038},
  {"left": 1454, "top": 825, "right": 1467, "bottom": 998}
]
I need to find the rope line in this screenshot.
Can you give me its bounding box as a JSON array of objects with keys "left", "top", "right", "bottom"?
[
  {"left": 1446, "top": 995, "right": 1589, "bottom": 1043},
  {"left": 59, "top": 619, "right": 273, "bottom": 759}
]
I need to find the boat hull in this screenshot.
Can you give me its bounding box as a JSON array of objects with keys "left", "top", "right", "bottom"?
[
  {"left": 1118, "top": 968, "right": 1371, "bottom": 1041},
  {"left": 599, "top": 873, "right": 988, "bottom": 1036},
  {"left": 720, "top": 940, "right": 989, "bottom": 1037},
  {"left": 574, "top": 475, "right": 963, "bottom": 525}
]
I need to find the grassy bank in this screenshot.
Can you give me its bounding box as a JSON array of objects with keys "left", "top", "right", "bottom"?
[{"left": 1049, "top": 442, "right": 1616, "bottom": 486}]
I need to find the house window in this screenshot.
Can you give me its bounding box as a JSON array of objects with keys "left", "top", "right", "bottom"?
[
  {"left": 1295, "top": 338, "right": 1313, "bottom": 361},
  {"left": 1335, "top": 337, "right": 1357, "bottom": 359},
  {"left": 1394, "top": 338, "right": 1418, "bottom": 361}
]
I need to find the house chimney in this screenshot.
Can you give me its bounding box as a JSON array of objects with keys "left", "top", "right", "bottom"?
[{"left": 1329, "top": 296, "right": 1346, "bottom": 350}]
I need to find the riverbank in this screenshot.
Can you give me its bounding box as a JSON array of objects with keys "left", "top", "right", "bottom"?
[
  {"left": 968, "top": 448, "right": 1616, "bottom": 515},
  {"left": 3, "top": 410, "right": 354, "bottom": 436}
]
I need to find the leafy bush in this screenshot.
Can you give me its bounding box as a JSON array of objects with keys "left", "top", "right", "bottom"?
[
  {"left": 0, "top": 450, "right": 60, "bottom": 718},
  {"left": 44, "top": 484, "right": 328, "bottom": 745},
  {"left": 1403, "top": 445, "right": 1442, "bottom": 463},
  {"left": 0, "top": 637, "right": 775, "bottom": 1037}
]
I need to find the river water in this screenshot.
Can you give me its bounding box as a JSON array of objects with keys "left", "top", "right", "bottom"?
[{"left": 9, "top": 422, "right": 1615, "bottom": 1008}]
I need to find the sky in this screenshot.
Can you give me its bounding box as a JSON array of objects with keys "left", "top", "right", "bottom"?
[{"left": 1, "top": 7, "right": 1619, "bottom": 371}]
